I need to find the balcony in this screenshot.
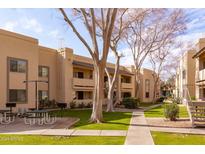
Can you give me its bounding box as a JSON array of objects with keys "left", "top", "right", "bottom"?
[
  {"left": 198, "top": 69, "right": 205, "bottom": 81},
  {"left": 121, "top": 82, "right": 133, "bottom": 89},
  {"left": 73, "top": 78, "right": 94, "bottom": 90}
]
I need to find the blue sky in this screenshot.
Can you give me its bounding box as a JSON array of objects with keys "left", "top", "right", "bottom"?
[{"left": 1, "top": 8, "right": 205, "bottom": 67}]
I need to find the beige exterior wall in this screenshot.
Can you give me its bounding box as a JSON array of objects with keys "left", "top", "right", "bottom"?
[
  {"left": 139, "top": 68, "right": 160, "bottom": 102},
  {"left": 175, "top": 50, "right": 196, "bottom": 101},
  {"left": 194, "top": 38, "right": 205, "bottom": 100},
  {"left": 0, "top": 29, "right": 160, "bottom": 109},
  {"left": 0, "top": 29, "right": 39, "bottom": 109}
]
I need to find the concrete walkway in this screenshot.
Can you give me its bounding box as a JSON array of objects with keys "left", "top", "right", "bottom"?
[
  {"left": 143, "top": 103, "right": 163, "bottom": 111},
  {"left": 149, "top": 126, "right": 205, "bottom": 135},
  {"left": 125, "top": 111, "right": 154, "bottom": 145},
  {"left": 0, "top": 129, "right": 127, "bottom": 137}
]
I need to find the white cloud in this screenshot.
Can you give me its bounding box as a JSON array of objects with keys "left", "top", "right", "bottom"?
[
  {"left": 21, "top": 18, "right": 43, "bottom": 33},
  {"left": 2, "top": 21, "right": 18, "bottom": 31},
  {"left": 48, "top": 29, "right": 60, "bottom": 38},
  {"left": 118, "top": 48, "right": 134, "bottom": 66},
  {"left": 1, "top": 17, "right": 43, "bottom": 34}
]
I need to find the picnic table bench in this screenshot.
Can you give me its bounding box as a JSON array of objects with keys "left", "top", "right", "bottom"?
[{"left": 24, "top": 109, "right": 56, "bottom": 125}]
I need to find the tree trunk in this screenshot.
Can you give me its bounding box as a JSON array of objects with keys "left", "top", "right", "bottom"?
[
  {"left": 106, "top": 56, "right": 120, "bottom": 112},
  {"left": 152, "top": 76, "right": 159, "bottom": 103},
  {"left": 152, "top": 81, "right": 157, "bottom": 103},
  {"left": 114, "top": 76, "right": 120, "bottom": 106},
  {"left": 134, "top": 69, "right": 141, "bottom": 99},
  {"left": 90, "top": 63, "right": 105, "bottom": 123},
  {"left": 106, "top": 86, "right": 114, "bottom": 112}
]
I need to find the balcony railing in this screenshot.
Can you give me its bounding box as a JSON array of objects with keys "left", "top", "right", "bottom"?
[
  {"left": 198, "top": 69, "right": 205, "bottom": 81},
  {"left": 121, "top": 82, "right": 133, "bottom": 89},
  {"left": 73, "top": 78, "right": 94, "bottom": 89}
]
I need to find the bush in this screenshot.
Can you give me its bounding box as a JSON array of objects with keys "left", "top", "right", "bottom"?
[
  {"left": 70, "top": 101, "right": 76, "bottom": 109},
  {"left": 156, "top": 97, "right": 165, "bottom": 103},
  {"left": 172, "top": 97, "right": 181, "bottom": 104},
  {"left": 191, "top": 96, "right": 196, "bottom": 101},
  {"left": 39, "top": 99, "right": 57, "bottom": 109},
  {"left": 86, "top": 102, "right": 93, "bottom": 108},
  {"left": 164, "top": 103, "right": 179, "bottom": 121},
  {"left": 122, "top": 97, "right": 139, "bottom": 109},
  {"left": 78, "top": 102, "right": 85, "bottom": 108}
]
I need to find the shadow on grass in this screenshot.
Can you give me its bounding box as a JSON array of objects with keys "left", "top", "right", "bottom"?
[{"left": 51, "top": 109, "right": 132, "bottom": 129}]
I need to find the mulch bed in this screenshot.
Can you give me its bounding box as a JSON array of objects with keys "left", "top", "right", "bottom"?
[{"left": 146, "top": 118, "right": 192, "bottom": 128}]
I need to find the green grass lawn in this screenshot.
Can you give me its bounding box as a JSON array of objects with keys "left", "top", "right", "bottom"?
[
  {"left": 0, "top": 134, "right": 125, "bottom": 145},
  {"left": 152, "top": 131, "right": 205, "bottom": 145},
  {"left": 144, "top": 103, "right": 189, "bottom": 118},
  {"left": 51, "top": 109, "right": 132, "bottom": 130}
]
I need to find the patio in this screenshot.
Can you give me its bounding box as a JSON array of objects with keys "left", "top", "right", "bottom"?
[{"left": 0, "top": 117, "right": 79, "bottom": 134}]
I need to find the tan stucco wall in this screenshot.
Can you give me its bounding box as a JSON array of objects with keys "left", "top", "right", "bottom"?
[
  {"left": 0, "top": 29, "right": 159, "bottom": 109},
  {"left": 139, "top": 68, "right": 160, "bottom": 102},
  {"left": 175, "top": 50, "right": 196, "bottom": 101},
  {"left": 0, "top": 29, "right": 39, "bottom": 109},
  {"left": 38, "top": 46, "right": 58, "bottom": 101}
]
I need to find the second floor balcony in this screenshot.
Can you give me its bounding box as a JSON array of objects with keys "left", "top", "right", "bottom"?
[
  {"left": 121, "top": 82, "right": 133, "bottom": 89},
  {"left": 72, "top": 78, "right": 94, "bottom": 89},
  {"left": 198, "top": 69, "right": 205, "bottom": 81}
]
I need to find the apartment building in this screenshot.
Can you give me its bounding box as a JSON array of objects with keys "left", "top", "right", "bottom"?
[
  {"left": 193, "top": 38, "right": 205, "bottom": 100},
  {"left": 175, "top": 50, "right": 196, "bottom": 102},
  {"left": 139, "top": 68, "right": 160, "bottom": 102},
  {"left": 0, "top": 29, "right": 159, "bottom": 109}
]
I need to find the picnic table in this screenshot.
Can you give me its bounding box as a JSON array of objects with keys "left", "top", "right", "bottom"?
[
  {"left": 24, "top": 109, "right": 56, "bottom": 125},
  {"left": 0, "top": 109, "right": 12, "bottom": 124}
]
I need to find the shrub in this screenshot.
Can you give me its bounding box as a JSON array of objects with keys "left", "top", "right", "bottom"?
[
  {"left": 78, "top": 102, "right": 85, "bottom": 108},
  {"left": 172, "top": 97, "right": 181, "bottom": 104},
  {"left": 164, "top": 103, "right": 179, "bottom": 121},
  {"left": 156, "top": 97, "right": 165, "bottom": 103},
  {"left": 122, "top": 97, "right": 139, "bottom": 109},
  {"left": 86, "top": 102, "right": 93, "bottom": 108},
  {"left": 191, "top": 96, "right": 196, "bottom": 101},
  {"left": 70, "top": 101, "right": 76, "bottom": 109}
]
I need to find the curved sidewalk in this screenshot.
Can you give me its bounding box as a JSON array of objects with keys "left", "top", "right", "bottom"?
[{"left": 125, "top": 111, "right": 154, "bottom": 145}]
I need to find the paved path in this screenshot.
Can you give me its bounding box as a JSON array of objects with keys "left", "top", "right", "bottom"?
[
  {"left": 143, "top": 103, "right": 163, "bottom": 111},
  {"left": 0, "top": 129, "right": 127, "bottom": 136},
  {"left": 125, "top": 111, "right": 154, "bottom": 145},
  {"left": 149, "top": 126, "right": 205, "bottom": 135}
]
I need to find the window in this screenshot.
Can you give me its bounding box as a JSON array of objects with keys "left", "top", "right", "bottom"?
[
  {"left": 38, "top": 90, "right": 48, "bottom": 101},
  {"left": 145, "top": 79, "right": 150, "bottom": 98},
  {"left": 77, "top": 91, "right": 84, "bottom": 100},
  {"left": 73, "top": 72, "right": 84, "bottom": 78},
  {"left": 10, "top": 59, "right": 26, "bottom": 73},
  {"left": 39, "top": 66, "right": 49, "bottom": 77},
  {"left": 182, "top": 70, "right": 186, "bottom": 79},
  {"left": 78, "top": 72, "right": 84, "bottom": 78},
  {"left": 121, "top": 76, "right": 131, "bottom": 83},
  {"left": 145, "top": 92, "right": 149, "bottom": 98},
  {"left": 9, "top": 89, "right": 26, "bottom": 102}
]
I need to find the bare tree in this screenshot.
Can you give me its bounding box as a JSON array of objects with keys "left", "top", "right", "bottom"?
[
  {"left": 59, "top": 8, "right": 117, "bottom": 123},
  {"left": 149, "top": 46, "right": 171, "bottom": 102},
  {"left": 104, "top": 9, "right": 129, "bottom": 112},
  {"left": 125, "top": 9, "right": 186, "bottom": 99}
]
